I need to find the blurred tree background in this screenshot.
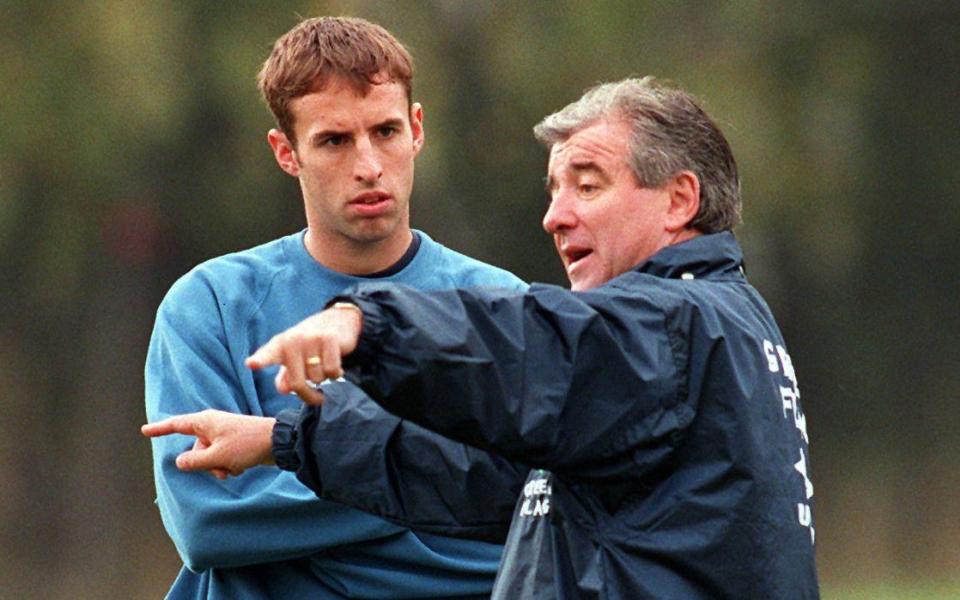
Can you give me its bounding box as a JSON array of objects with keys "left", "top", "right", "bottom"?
[{"left": 1, "top": 1, "right": 958, "bottom": 597}]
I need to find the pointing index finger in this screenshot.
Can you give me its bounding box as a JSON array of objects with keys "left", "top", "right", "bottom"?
[
  {"left": 141, "top": 416, "right": 199, "bottom": 438},
  {"left": 246, "top": 338, "right": 282, "bottom": 370}
]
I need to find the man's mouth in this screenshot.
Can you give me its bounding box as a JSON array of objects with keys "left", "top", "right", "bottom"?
[
  {"left": 351, "top": 191, "right": 392, "bottom": 205},
  {"left": 349, "top": 191, "right": 394, "bottom": 216},
  {"left": 563, "top": 247, "right": 593, "bottom": 268}
]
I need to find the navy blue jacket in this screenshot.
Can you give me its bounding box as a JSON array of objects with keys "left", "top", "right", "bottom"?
[
  {"left": 282, "top": 233, "right": 819, "bottom": 599},
  {"left": 273, "top": 380, "right": 525, "bottom": 544}
]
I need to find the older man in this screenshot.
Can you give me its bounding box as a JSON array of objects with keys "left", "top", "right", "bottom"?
[{"left": 147, "top": 77, "right": 819, "bottom": 598}]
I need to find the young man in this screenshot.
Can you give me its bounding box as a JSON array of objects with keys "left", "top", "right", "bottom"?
[
  {"left": 147, "top": 77, "right": 820, "bottom": 598},
  {"left": 145, "top": 17, "right": 525, "bottom": 599}
]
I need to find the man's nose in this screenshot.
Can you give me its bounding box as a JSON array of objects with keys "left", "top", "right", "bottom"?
[
  {"left": 542, "top": 192, "right": 577, "bottom": 234},
  {"left": 354, "top": 137, "right": 383, "bottom": 182}
]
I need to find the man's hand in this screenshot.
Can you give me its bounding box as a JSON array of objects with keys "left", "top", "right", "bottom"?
[
  {"left": 141, "top": 410, "right": 276, "bottom": 479},
  {"left": 245, "top": 304, "right": 363, "bottom": 405}
]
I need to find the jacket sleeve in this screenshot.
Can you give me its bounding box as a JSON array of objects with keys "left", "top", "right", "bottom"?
[
  {"left": 272, "top": 381, "right": 526, "bottom": 544},
  {"left": 145, "top": 275, "right": 404, "bottom": 571},
  {"left": 336, "top": 282, "right": 693, "bottom": 484}
]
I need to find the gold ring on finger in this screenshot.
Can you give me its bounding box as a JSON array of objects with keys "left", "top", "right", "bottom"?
[{"left": 306, "top": 356, "right": 321, "bottom": 366}]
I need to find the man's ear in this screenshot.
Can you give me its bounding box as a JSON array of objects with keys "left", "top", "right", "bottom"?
[
  {"left": 410, "top": 102, "right": 424, "bottom": 156},
  {"left": 664, "top": 170, "right": 701, "bottom": 232},
  {"left": 267, "top": 128, "right": 300, "bottom": 177}
]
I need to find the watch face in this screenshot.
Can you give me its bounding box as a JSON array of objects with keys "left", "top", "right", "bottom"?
[{"left": 298, "top": 376, "right": 346, "bottom": 392}]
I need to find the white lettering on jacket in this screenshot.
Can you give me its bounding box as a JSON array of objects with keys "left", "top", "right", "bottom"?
[
  {"left": 765, "top": 339, "right": 815, "bottom": 544},
  {"left": 519, "top": 474, "right": 552, "bottom": 518}
]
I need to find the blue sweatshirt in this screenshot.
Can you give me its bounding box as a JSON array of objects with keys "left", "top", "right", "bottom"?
[{"left": 145, "top": 230, "right": 526, "bottom": 599}]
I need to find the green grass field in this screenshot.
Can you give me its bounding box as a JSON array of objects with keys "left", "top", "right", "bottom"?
[{"left": 825, "top": 581, "right": 960, "bottom": 600}]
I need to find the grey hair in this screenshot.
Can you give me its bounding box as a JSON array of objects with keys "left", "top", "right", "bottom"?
[{"left": 533, "top": 77, "right": 741, "bottom": 233}]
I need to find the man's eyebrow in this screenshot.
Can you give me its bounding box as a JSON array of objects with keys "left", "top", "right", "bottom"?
[
  {"left": 373, "top": 117, "right": 406, "bottom": 129},
  {"left": 569, "top": 160, "right": 606, "bottom": 176},
  {"left": 309, "top": 128, "right": 350, "bottom": 143},
  {"left": 544, "top": 160, "right": 610, "bottom": 192}
]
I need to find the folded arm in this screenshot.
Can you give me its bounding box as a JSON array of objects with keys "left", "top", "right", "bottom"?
[{"left": 145, "top": 279, "right": 404, "bottom": 570}]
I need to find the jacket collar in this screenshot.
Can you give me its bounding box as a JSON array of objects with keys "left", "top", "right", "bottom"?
[{"left": 634, "top": 231, "right": 744, "bottom": 280}]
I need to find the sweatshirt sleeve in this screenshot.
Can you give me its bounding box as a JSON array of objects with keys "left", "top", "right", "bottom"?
[
  {"left": 145, "top": 273, "right": 404, "bottom": 571},
  {"left": 272, "top": 380, "right": 526, "bottom": 544},
  {"left": 334, "top": 282, "right": 694, "bottom": 484}
]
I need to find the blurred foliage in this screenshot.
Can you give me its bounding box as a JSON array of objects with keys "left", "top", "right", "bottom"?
[{"left": 1, "top": 1, "right": 958, "bottom": 597}]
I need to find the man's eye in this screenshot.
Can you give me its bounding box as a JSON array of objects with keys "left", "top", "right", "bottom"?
[
  {"left": 377, "top": 126, "right": 398, "bottom": 138},
  {"left": 579, "top": 184, "right": 599, "bottom": 195},
  {"left": 323, "top": 135, "right": 346, "bottom": 147}
]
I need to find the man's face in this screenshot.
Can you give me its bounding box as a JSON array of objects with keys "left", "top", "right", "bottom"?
[
  {"left": 272, "top": 77, "right": 423, "bottom": 254},
  {"left": 543, "top": 119, "right": 673, "bottom": 291}
]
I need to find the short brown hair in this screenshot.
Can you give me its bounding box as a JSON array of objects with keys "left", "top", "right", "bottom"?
[
  {"left": 534, "top": 77, "right": 741, "bottom": 233},
  {"left": 257, "top": 16, "right": 414, "bottom": 143}
]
